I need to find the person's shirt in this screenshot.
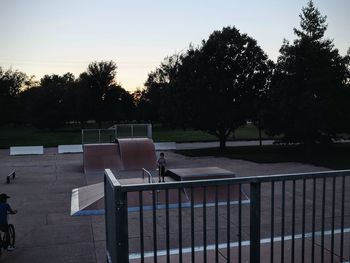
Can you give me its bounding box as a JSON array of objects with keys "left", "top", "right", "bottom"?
[
  {"left": 0, "top": 202, "right": 10, "bottom": 225},
  {"left": 157, "top": 157, "right": 166, "bottom": 167}
]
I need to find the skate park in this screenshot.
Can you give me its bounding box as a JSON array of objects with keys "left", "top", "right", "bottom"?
[
  {"left": 0, "top": 124, "right": 349, "bottom": 262},
  {"left": 73, "top": 124, "right": 248, "bottom": 217}
]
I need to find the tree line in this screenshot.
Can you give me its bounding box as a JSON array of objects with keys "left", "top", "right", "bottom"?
[
  {"left": 0, "top": 61, "right": 135, "bottom": 130},
  {"left": 1, "top": 1, "right": 349, "bottom": 149}
]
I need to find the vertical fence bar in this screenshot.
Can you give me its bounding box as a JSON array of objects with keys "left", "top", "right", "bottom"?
[
  {"left": 104, "top": 174, "right": 113, "bottom": 263},
  {"left": 131, "top": 125, "right": 134, "bottom": 137},
  {"left": 115, "top": 186, "right": 129, "bottom": 262},
  {"left": 331, "top": 176, "right": 336, "bottom": 263},
  {"left": 321, "top": 177, "right": 326, "bottom": 263},
  {"left": 166, "top": 189, "right": 170, "bottom": 263},
  {"left": 301, "top": 178, "right": 306, "bottom": 263},
  {"left": 178, "top": 188, "right": 183, "bottom": 263},
  {"left": 239, "top": 184, "right": 242, "bottom": 263},
  {"left": 98, "top": 129, "right": 101, "bottom": 143},
  {"left": 215, "top": 185, "right": 219, "bottom": 263},
  {"left": 340, "top": 176, "right": 345, "bottom": 261},
  {"left": 227, "top": 184, "right": 231, "bottom": 263},
  {"left": 270, "top": 182, "right": 274, "bottom": 263},
  {"left": 281, "top": 180, "right": 285, "bottom": 263},
  {"left": 139, "top": 191, "right": 144, "bottom": 263},
  {"left": 191, "top": 187, "right": 195, "bottom": 263},
  {"left": 250, "top": 181, "right": 261, "bottom": 263},
  {"left": 312, "top": 178, "right": 316, "bottom": 263},
  {"left": 152, "top": 190, "right": 157, "bottom": 263},
  {"left": 291, "top": 179, "right": 296, "bottom": 263},
  {"left": 203, "top": 186, "right": 207, "bottom": 263}
]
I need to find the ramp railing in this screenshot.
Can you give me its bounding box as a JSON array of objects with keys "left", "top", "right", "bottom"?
[
  {"left": 142, "top": 168, "right": 155, "bottom": 184},
  {"left": 105, "top": 169, "right": 350, "bottom": 263},
  {"left": 82, "top": 123, "right": 152, "bottom": 145}
]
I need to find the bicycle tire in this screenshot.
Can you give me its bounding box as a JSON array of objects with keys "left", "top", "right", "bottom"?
[
  {"left": 0, "top": 231, "right": 5, "bottom": 255},
  {"left": 8, "top": 224, "right": 15, "bottom": 247}
]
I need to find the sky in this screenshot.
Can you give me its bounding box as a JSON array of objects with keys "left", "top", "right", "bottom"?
[{"left": 0, "top": 0, "right": 349, "bottom": 92}]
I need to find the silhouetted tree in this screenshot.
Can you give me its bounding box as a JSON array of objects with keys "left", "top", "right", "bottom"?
[
  {"left": 174, "top": 27, "right": 272, "bottom": 149},
  {"left": 0, "top": 67, "right": 29, "bottom": 126},
  {"left": 265, "top": 1, "right": 350, "bottom": 150},
  {"left": 103, "top": 84, "right": 135, "bottom": 122},
  {"left": 139, "top": 54, "right": 182, "bottom": 124},
  {"left": 25, "top": 73, "right": 75, "bottom": 130},
  {"left": 85, "top": 61, "right": 118, "bottom": 127}
]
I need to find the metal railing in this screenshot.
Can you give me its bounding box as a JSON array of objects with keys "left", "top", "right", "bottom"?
[
  {"left": 104, "top": 169, "right": 350, "bottom": 263},
  {"left": 142, "top": 168, "right": 155, "bottom": 184},
  {"left": 82, "top": 124, "right": 152, "bottom": 145}
]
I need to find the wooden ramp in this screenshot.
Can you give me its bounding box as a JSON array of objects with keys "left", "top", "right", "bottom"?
[{"left": 83, "top": 139, "right": 157, "bottom": 174}]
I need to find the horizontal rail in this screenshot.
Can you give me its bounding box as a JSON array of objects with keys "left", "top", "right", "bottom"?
[{"left": 119, "top": 169, "right": 350, "bottom": 192}]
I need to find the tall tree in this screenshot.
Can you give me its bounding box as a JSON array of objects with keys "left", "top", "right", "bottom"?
[
  {"left": 265, "top": 1, "right": 350, "bottom": 149},
  {"left": 174, "top": 27, "right": 272, "bottom": 149},
  {"left": 0, "top": 67, "right": 29, "bottom": 126},
  {"left": 140, "top": 54, "right": 182, "bottom": 124},
  {"left": 86, "top": 61, "right": 118, "bottom": 127},
  {"left": 25, "top": 73, "right": 75, "bottom": 130}
]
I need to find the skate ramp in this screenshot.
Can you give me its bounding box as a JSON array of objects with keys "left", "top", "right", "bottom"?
[
  {"left": 83, "top": 143, "right": 123, "bottom": 174},
  {"left": 71, "top": 182, "right": 104, "bottom": 216},
  {"left": 83, "top": 139, "right": 157, "bottom": 174},
  {"left": 118, "top": 138, "right": 157, "bottom": 171}
]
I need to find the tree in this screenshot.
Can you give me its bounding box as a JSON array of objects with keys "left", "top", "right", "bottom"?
[
  {"left": 24, "top": 73, "right": 75, "bottom": 130},
  {"left": 265, "top": 1, "right": 350, "bottom": 149},
  {"left": 85, "top": 61, "right": 118, "bottom": 127},
  {"left": 139, "top": 54, "right": 182, "bottom": 124},
  {"left": 103, "top": 84, "right": 135, "bottom": 122},
  {"left": 174, "top": 27, "right": 272, "bottom": 149},
  {"left": 0, "top": 67, "right": 29, "bottom": 126}
]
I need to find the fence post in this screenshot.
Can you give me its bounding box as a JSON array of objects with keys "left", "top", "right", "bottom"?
[
  {"left": 250, "top": 181, "right": 261, "bottom": 263},
  {"left": 148, "top": 124, "right": 152, "bottom": 138},
  {"left": 105, "top": 171, "right": 129, "bottom": 263},
  {"left": 114, "top": 186, "right": 129, "bottom": 262}
]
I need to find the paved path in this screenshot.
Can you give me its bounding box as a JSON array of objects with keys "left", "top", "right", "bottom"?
[{"left": 176, "top": 140, "right": 275, "bottom": 150}]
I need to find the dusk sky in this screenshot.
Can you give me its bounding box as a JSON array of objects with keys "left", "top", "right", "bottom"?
[{"left": 1, "top": 0, "right": 349, "bottom": 92}]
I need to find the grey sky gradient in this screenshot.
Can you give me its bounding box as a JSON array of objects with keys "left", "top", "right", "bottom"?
[{"left": 0, "top": 0, "right": 349, "bottom": 91}]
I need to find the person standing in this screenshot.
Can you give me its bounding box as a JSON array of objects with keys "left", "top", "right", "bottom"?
[{"left": 157, "top": 152, "right": 166, "bottom": 182}]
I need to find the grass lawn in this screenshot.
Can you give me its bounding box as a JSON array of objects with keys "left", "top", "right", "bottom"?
[
  {"left": 176, "top": 143, "right": 350, "bottom": 170},
  {"left": 0, "top": 124, "right": 270, "bottom": 148}
]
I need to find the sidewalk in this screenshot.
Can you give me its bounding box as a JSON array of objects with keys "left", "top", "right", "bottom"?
[{"left": 176, "top": 140, "right": 274, "bottom": 150}]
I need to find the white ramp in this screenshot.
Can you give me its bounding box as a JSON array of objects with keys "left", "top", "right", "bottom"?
[
  {"left": 71, "top": 182, "right": 104, "bottom": 216},
  {"left": 58, "top": 144, "right": 83, "bottom": 154},
  {"left": 10, "top": 146, "right": 44, "bottom": 155}
]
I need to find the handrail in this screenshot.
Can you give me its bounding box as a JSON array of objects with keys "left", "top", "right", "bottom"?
[{"left": 142, "top": 168, "right": 155, "bottom": 184}]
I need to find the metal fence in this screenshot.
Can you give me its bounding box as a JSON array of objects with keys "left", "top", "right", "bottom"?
[
  {"left": 104, "top": 169, "right": 350, "bottom": 263},
  {"left": 82, "top": 124, "right": 152, "bottom": 144}
]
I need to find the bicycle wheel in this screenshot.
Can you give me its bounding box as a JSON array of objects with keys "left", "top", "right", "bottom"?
[
  {"left": 7, "top": 225, "right": 15, "bottom": 247},
  {"left": 0, "top": 231, "right": 5, "bottom": 255}
]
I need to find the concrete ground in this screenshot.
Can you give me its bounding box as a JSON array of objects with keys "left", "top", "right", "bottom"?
[{"left": 0, "top": 148, "right": 348, "bottom": 262}]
